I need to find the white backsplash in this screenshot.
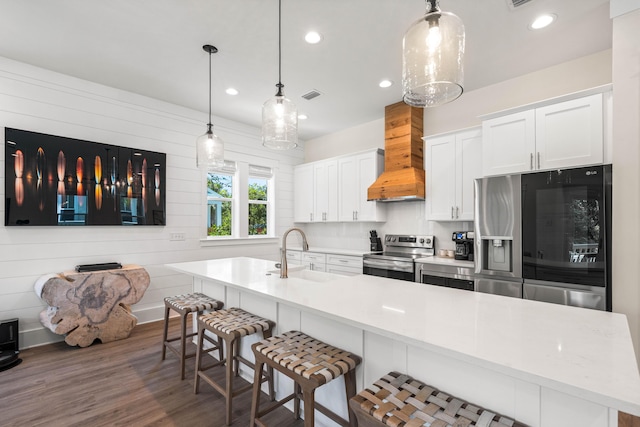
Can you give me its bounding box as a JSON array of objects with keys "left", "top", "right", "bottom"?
[{"left": 297, "top": 201, "right": 473, "bottom": 252}]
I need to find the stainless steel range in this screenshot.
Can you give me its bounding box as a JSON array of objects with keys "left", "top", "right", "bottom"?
[{"left": 363, "top": 234, "right": 435, "bottom": 281}]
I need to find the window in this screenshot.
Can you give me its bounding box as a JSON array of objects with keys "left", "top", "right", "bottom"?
[
  {"left": 205, "top": 161, "right": 274, "bottom": 240},
  {"left": 207, "top": 161, "right": 236, "bottom": 237},
  {"left": 248, "top": 165, "right": 272, "bottom": 236}
]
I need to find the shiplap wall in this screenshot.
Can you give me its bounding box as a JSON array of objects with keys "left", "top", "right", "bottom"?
[{"left": 0, "top": 56, "right": 304, "bottom": 348}]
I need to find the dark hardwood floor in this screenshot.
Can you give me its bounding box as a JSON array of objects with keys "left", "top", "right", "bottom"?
[{"left": 0, "top": 319, "right": 302, "bottom": 427}]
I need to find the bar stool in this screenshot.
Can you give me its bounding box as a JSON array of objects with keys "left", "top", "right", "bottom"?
[
  {"left": 349, "top": 371, "right": 526, "bottom": 427},
  {"left": 161, "top": 292, "right": 224, "bottom": 380},
  {"left": 250, "top": 330, "right": 362, "bottom": 427},
  {"left": 194, "top": 307, "right": 276, "bottom": 426}
]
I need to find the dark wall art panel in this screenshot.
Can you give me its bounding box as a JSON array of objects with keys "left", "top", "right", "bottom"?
[{"left": 4, "top": 128, "right": 166, "bottom": 226}]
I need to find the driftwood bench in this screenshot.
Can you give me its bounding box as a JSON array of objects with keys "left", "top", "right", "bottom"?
[{"left": 34, "top": 265, "right": 150, "bottom": 347}]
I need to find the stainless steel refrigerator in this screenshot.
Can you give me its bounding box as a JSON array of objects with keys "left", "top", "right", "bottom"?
[
  {"left": 473, "top": 165, "right": 612, "bottom": 311},
  {"left": 473, "top": 174, "right": 523, "bottom": 298}
]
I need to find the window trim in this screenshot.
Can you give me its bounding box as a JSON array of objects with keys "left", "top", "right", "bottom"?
[{"left": 203, "top": 158, "right": 276, "bottom": 242}]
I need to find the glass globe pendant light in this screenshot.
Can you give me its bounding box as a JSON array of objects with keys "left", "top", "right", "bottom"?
[
  {"left": 402, "top": 0, "right": 465, "bottom": 108},
  {"left": 196, "top": 44, "right": 225, "bottom": 168},
  {"left": 262, "top": 0, "right": 298, "bottom": 150}
]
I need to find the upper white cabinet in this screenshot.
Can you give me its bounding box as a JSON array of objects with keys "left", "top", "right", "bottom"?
[
  {"left": 294, "top": 149, "right": 385, "bottom": 223},
  {"left": 425, "top": 127, "right": 482, "bottom": 221},
  {"left": 293, "top": 164, "right": 314, "bottom": 222},
  {"left": 338, "top": 150, "right": 386, "bottom": 222},
  {"left": 314, "top": 160, "right": 338, "bottom": 222},
  {"left": 482, "top": 92, "right": 605, "bottom": 176},
  {"left": 293, "top": 160, "right": 338, "bottom": 223}
]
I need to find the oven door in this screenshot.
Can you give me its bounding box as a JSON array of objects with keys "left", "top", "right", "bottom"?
[
  {"left": 363, "top": 257, "right": 415, "bottom": 282},
  {"left": 418, "top": 269, "right": 474, "bottom": 291}
]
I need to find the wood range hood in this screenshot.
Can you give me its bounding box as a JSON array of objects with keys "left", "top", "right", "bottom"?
[{"left": 367, "top": 101, "right": 425, "bottom": 202}]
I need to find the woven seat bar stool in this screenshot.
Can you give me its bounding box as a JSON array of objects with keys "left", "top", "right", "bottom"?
[
  {"left": 195, "top": 307, "right": 276, "bottom": 426},
  {"left": 250, "top": 330, "right": 362, "bottom": 427},
  {"left": 161, "top": 292, "right": 224, "bottom": 380},
  {"left": 349, "top": 371, "right": 527, "bottom": 427}
]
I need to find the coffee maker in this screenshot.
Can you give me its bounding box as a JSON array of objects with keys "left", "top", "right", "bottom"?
[{"left": 452, "top": 231, "right": 474, "bottom": 261}]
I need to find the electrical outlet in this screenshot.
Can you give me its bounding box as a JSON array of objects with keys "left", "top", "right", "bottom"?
[{"left": 170, "top": 233, "right": 186, "bottom": 241}]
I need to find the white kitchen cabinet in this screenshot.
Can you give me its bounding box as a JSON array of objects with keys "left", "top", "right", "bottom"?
[
  {"left": 294, "top": 150, "right": 383, "bottom": 223},
  {"left": 301, "top": 252, "right": 327, "bottom": 271},
  {"left": 325, "top": 254, "right": 363, "bottom": 276},
  {"left": 293, "top": 164, "right": 314, "bottom": 222},
  {"left": 284, "top": 250, "right": 363, "bottom": 275},
  {"left": 284, "top": 250, "right": 302, "bottom": 266},
  {"left": 338, "top": 150, "right": 386, "bottom": 222},
  {"left": 425, "top": 127, "right": 482, "bottom": 221},
  {"left": 313, "top": 160, "right": 338, "bottom": 222},
  {"left": 535, "top": 94, "right": 603, "bottom": 170},
  {"left": 482, "top": 93, "right": 604, "bottom": 176}
]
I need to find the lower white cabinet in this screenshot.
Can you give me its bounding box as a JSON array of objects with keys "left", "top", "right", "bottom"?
[
  {"left": 286, "top": 250, "right": 363, "bottom": 275},
  {"left": 325, "top": 254, "right": 363, "bottom": 276},
  {"left": 301, "top": 252, "right": 326, "bottom": 271},
  {"left": 284, "top": 250, "right": 301, "bottom": 266}
]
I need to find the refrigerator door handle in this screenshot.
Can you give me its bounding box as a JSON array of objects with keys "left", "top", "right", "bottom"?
[{"left": 473, "top": 179, "right": 482, "bottom": 274}]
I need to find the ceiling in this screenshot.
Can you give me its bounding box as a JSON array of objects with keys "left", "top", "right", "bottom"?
[{"left": 0, "top": 0, "right": 612, "bottom": 141}]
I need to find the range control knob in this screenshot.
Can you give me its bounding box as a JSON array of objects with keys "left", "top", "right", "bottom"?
[
  {"left": 386, "top": 236, "right": 391, "bottom": 242},
  {"left": 419, "top": 238, "right": 425, "bottom": 244},
  {"left": 391, "top": 236, "right": 397, "bottom": 242},
  {"left": 426, "top": 238, "right": 432, "bottom": 245}
]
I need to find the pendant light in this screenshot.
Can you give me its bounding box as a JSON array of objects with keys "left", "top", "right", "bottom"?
[
  {"left": 196, "top": 44, "right": 225, "bottom": 168},
  {"left": 402, "top": 0, "right": 465, "bottom": 108},
  {"left": 262, "top": 0, "right": 298, "bottom": 150}
]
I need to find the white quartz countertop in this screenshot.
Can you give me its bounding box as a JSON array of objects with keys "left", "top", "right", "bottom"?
[{"left": 166, "top": 257, "right": 640, "bottom": 416}]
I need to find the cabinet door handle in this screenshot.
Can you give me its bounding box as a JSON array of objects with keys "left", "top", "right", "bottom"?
[
  {"left": 537, "top": 152, "right": 541, "bottom": 170},
  {"left": 339, "top": 259, "right": 348, "bottom": 263},
  {"left": 310, "top": 213, "right": 313, "bottom": 221},
  {"left": 530, "top": 153, "right": 534, "bottom": 170},
  {"left": 456, "top": 206, "right": 459, "bottom": 218},
  {"left": 322, "top": 212, "right": 326, "bottom": 221},
  {"left": 451, "top": 206, "right": 454, "bottom": 219},
  {"left": 355, "top": 211, "right": 358, "bottom": 221}
]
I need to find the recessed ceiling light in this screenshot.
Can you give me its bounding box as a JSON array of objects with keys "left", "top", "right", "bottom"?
[
  {"left": 298, "top": 113, "right": 308, "bottom": 120},
  {"left": 530, "top": 13, "right": 556, "bottom": 30},
  {"left": 225, "top": 88, "right": 239, "bottom": 95},
  {"left": 304, "top": 31, "right": 323, "bottom": 44},
  {"left": 379, "top": 80, "right": 393, "bottom": 88}
]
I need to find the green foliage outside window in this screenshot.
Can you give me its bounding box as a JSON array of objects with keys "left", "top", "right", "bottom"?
[
  {"left": 207, "top": 173, "right": 232, "bottom": 236},
  {"left": 249, "top": 178, "right": 268, "bottom": 235}
]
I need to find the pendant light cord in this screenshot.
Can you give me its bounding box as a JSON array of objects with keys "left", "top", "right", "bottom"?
[
  {"left": 208, "top": 48, "right": 212, "bottom": 128},
  {"left": 276, "top": 0, "right": 284, "bottom": 96}
]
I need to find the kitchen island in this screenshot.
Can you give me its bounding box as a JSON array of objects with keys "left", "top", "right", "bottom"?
[{"left": 166, "top": 257, "right": 640, "bottom": 427}]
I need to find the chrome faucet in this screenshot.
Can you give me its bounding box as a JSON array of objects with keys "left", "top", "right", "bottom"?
[{"left": 280, "top": 227, "right": 309, "bottom": 278}]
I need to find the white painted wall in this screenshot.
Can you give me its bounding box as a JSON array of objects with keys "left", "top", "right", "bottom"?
[
  {"left": 611, "top": 4, "right": 640, "bottom": 367},
  {"left": 0, "top": 56, "right": 304, "bottom": 348}
]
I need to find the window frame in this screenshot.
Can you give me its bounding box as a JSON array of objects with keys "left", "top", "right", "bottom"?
[
  {"left": 202, "top": 158, "right": 277, "bottom": 244},
  {"left": 206, "top": 168, "right": 235, "bottom": 237}
]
